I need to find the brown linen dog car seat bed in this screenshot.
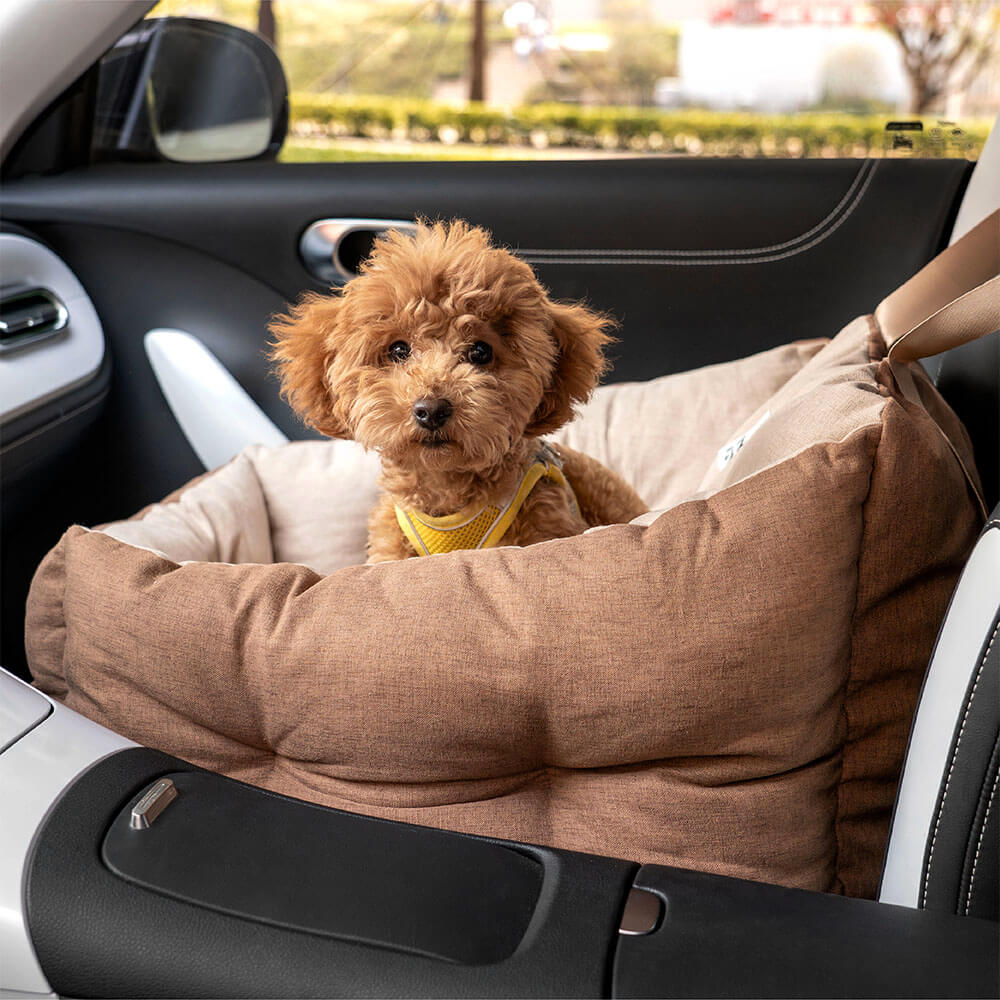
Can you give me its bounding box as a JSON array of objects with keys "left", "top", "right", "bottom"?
[{"left": 27, "top": 212, "right": 999, "bottom": 900}]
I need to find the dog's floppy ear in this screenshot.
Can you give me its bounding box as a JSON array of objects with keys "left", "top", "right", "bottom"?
[
  {"left": 268, "top": 291, "right": 351, "bottom": 439},
  {"left": 525, "top": 300, "right": 616, "bottom": 436}
]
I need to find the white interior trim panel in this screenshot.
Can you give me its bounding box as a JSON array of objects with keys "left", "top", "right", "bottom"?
[
  {"left": 144, "top": 329, "right": 288, "bottom": 471},
  {"left": 0, "top": 669, "right": 135, "bottom": 994},
  {"left": 951, "top": 113, "right": 999, "bottom": 243},
  {"left": 879, "top": 525, "right": 1000, "bottom": 907},
  {"left": 0, "top": 235, "right": 105, "bottom": 424},
  {"left": 0, "top": 681, "right": 49, "bottom": 755},
  {"left": 0, "top": 0, "right": 154, "bottom": 163}
]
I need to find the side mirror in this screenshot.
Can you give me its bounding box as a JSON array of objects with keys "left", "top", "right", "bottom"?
[{"left": 93, "top": 17, "right": 288, "bottom": 163}]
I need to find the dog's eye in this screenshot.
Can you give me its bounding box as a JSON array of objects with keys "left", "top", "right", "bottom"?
[
  {"left": 387, "top": 341, "right": 411, "bottom": 364},
  {"left": 466, "top": 341, "right": 493, "bottom": 366}
]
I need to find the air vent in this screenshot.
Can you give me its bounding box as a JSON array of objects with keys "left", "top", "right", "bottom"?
[
  {"left": 0, "top": 287, "right": 68, "bottom": 353},
  {"left": 0, "top": 234, "right": 105, "bottom": 425}
]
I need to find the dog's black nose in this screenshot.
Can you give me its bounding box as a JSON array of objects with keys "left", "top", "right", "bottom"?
[{"left": 413, "top": 398, "right": 453, "bottom": 431}]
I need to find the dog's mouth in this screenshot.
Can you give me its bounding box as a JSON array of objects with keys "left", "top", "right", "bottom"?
[{"left": 420, "top": 436, "right": 452, "bottom": 449}]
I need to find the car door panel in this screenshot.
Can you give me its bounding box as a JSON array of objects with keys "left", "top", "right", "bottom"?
[{"left": 3, "top": 160, "right": 969, "bottom": 382}]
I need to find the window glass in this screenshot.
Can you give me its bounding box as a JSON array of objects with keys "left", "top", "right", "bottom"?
[{"left": 147, "top": 1, "right": 999, "bottom": 161}]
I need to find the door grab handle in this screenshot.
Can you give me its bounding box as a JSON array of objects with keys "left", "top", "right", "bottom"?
[
  {"left": 300, "top": 218, "right": 417, "bottom": 285},
  {"left": 144, "top": 328, "right": 288, "bottom": 471}
]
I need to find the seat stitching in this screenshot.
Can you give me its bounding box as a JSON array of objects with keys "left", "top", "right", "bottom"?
[
  {"left": 922, "top": 618, "right": 1000, "bottom": 907},
  {"left": 518, "top": 160, "right": 878, "bottom": 266},
  {"left": 964, "top": 768, "right": 999, "bottom": 915}
]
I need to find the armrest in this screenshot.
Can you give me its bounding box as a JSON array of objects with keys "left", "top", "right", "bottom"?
[
  {"left": 22, "top": 744, "right": 998, "bottom": 998},
  {"left": 25, "top": 748, "right": 636, "bottom": 998},
  {"left": 614, "top": 865, "right": 999, "bottom": 998}
]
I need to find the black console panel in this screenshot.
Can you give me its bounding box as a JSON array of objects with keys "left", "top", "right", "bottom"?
[
  {"left": 614, "top": 864, "right": 1000, "bottom": 998},
  {"left": 26, "top": 749, "right": 636, "bottom": 998},
  {"left": 25, "top": 748, "right": 998, "bottom": 998}
]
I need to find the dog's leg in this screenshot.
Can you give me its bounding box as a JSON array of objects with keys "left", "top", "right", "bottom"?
[
  {"left": 506, "top": 480, "right": 589, "bottom": 547},
  {"left": 554, "top": 443, "right": 648, "bottom": 527},
  {"left": 366, "top": 494, "right": 420, "bottom": 563}
]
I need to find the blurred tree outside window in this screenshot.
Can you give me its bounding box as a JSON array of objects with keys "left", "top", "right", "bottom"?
[
  {"left": 869, "top": 1, "right": 999, "bottom": 114},
  {"left": 257, "top": 0, "right": 277, "bottom": 46},
  {"left": 146, "top": 0, "right": 999, "bottom": 162}
]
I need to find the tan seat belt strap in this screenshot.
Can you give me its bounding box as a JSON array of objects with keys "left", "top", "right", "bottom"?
[
  {"left": 876, "top": 209, "right": 1000, "bottom": 363},
  {"left": 876, "top": 210, "right": 998, "bottom": 519}
]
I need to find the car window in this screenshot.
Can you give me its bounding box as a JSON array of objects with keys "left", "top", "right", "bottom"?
[{"left": 142, "top": 1, "right": 999, "bottom": 163}]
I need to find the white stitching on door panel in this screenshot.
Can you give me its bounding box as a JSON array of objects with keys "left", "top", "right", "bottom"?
[
  {"left": 520, "top": 160, "right": 872, "bottom": 258},
  {"left": 517, "top": 160, "right": 878, "bottom": 266}
]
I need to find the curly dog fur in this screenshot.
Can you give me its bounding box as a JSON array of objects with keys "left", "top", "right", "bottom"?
[{"left": 270, "top": 220, "right": 646, "bottom": 562}]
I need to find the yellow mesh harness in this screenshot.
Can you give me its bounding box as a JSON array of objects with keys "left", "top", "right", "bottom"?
[{"left": 395, "top": 442, "right": 579, "bottom": 556}]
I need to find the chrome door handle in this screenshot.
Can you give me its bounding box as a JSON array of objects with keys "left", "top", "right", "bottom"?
[{"left": 300, "top": 218, "right": 417, "bottom": 285}]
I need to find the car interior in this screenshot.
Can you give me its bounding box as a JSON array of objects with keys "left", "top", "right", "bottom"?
[{"left": 0, "top": 2, "right": 998, "bottom": 997}]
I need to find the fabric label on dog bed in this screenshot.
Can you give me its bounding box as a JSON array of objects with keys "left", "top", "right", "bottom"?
[{"left": 716, "top": 410, "right": 772, "bottom": 470}]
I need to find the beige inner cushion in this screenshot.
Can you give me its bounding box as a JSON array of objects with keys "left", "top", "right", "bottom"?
[
  {"left": 554, "top": 337, "right": 827, "bottom": 511},
  {"left": 104, "top": 440, "right": 381, "bottom": 574},
  {"left": 103, "top": 338, "right": 827, "bottom": 570}
]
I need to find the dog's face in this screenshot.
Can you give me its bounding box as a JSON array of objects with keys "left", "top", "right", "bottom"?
[{"left": 270, "top": 221, "right": 612, "bottom": 475}]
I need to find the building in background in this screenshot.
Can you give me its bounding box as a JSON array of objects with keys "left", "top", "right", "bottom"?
[
  {"left": 677, "top": 18, "right": 910, "bottom": 111},
  {"left": 675, "top": 0, "right": 999, "bottom": 115}
]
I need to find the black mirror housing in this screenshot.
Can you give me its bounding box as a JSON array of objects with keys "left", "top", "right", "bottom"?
[{"left": 92, "top": 17, "right": 288, "bottom": 164}]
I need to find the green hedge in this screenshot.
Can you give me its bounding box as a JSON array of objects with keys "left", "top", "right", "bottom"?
[{"left": 289, "top": 93, "right": 990, "bottom": 157}]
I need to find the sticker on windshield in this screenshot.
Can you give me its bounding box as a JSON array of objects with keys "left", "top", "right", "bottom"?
[{"left": 717, "top": 410, "right": 771, "bottom": 470}]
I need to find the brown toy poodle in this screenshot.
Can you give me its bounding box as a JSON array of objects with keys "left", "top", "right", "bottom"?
[{"left": 270, "top": 220, "right": 646, "bottom": 562}]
